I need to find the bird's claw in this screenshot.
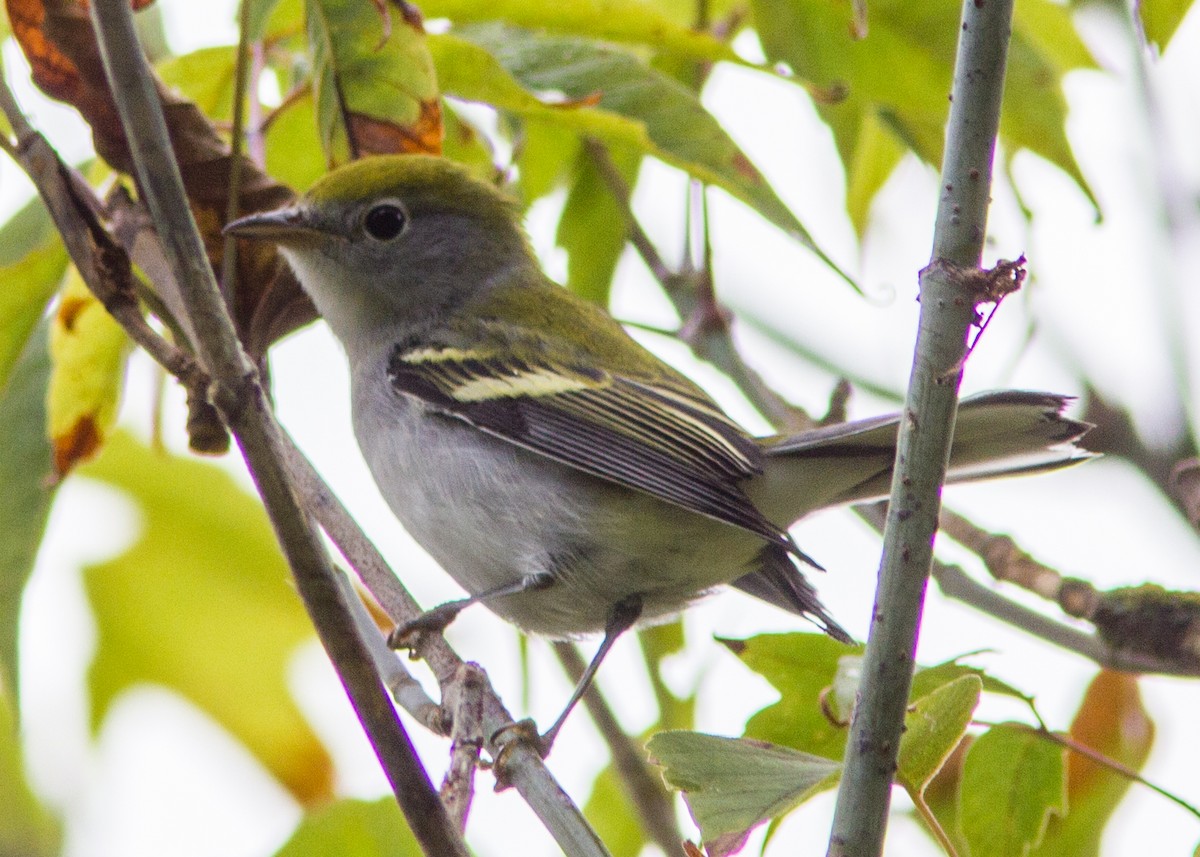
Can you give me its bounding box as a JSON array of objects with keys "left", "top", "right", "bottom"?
[{"left": 387, "top": 599, "right": 469, "bottom": 649}]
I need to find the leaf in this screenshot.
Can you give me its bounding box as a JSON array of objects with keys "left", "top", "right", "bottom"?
[
  {"left": 557, "top": 144, "right": 641, "bottom": 304},
  {"left": 1137, "top": 0, "right": 1193, "bottom": 51},
  {"left": 897, "top": 675, "right": 981, "bottom": 794},
  {"left": 156, "top": 46, "right": 238, "bottom": 122},
  {"left": 910, "top": 655, "right": 1031, "bottom": 704},
  {"left": 749, "top": 0, "right": 1097, "bottom": 233},
  {"left": 1031, "top": 671, "right": 1155, "bottom": 857},
  {"left": 0, "top": 323, "right": 57, "bottom": 705},
  {"left": 78, "top": 432, "right": 334, "bottom": 807},
  {"left": 440, "top": 101, "right": 498, "bottom": 175},
  {"left": 47, "top": 268, "right": 131, "bottom": 477},
  {"left": 304, "top": 0, "right": 442, "bottom": 164},
  {"left": 649, "top": 731, "right": 839, "bottom": 842},
  {"left": 247, "top": 0, "right": 295, "bottom": 41},
  {"left": 8, "top": 0, "right": 300, "bottom": 356},
  {"left": 0, "top": 677, "right": 60, "bottom": 857},
  {"left": 273, "top": 797, "right": 423, "bottom": 857},
  {"left": 0, "top": 241, "right": 68, "bottom": 393},
  {"left": 844, "top": 109, "right": 904, "bottom": 236},
  {"left": 639, "top": 619, "right": 695, "bottom": 731},
  {"left": 437, "top": 25, "right": 851, "bottom": 284},
  {"left": 264, "top": 91, "right": 331, "bottom": 192},
  {"left": 0, "top": 211, "right": 68, "bottom": 393},
  {"left": 583, "top": 763, "right": 646, "bottom": 857},
  {"left": 418, "top": 0, "right": 742, "bottom": 63},
  {"left": 512, "top": 117, "right": 580, "bottom": 205},
  {"left": 731, "top": 632, "right": 863, "bottom": 761},
  {"left": 959, "top": 723, "right": 1066, "bottom": 857}
]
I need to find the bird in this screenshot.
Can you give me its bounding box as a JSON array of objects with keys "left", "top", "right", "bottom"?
[{"left": 226, "top": 154, "right": 1090, "bottom": 747}]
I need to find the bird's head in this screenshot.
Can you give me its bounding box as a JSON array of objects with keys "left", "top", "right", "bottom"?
[{"left": 227, "top": 155, "right": 537, "bottom": 345}]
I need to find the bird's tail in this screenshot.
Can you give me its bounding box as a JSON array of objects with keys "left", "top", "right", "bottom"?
[{"left": 749, "top": 390, "right": 1093, "bottom": 527}]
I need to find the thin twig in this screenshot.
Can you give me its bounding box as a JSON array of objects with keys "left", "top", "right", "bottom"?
[
  {"left": 828, "top": 0, "right": 1017, "bottom": 852},
  {"left": 582, "top": 138, "right": 674, "bottom": 284},
  {"left": 87, "top": 4, "right": 469, "bottom": 854},
  {"left": 218, "top": 0, "right": 254, "bottom": 305},
  {"left": 279, "top": 431, "right": 613, "bottom": 857},
  {"left": 854, "top": 504, "right": 1200, "bottom": 677},
  {"left": 440, "top": 663, "right": 487, "bottom": 831},
  {"left": 0, "top": 71, "right": 209, "bottom": 402},
  {"left": 585, "top": 137, "right": 812, "bottom": 428}
]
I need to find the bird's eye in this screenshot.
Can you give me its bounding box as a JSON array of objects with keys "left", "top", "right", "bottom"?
[{"left": 363, "top": 203, "right": 407, "bottom": 241}]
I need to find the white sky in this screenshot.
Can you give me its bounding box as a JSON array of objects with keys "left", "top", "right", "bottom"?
[{"left": 10, "top": 1, "right": 1200, "bottom": 856}]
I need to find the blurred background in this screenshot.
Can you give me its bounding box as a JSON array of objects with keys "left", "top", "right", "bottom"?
[{"left": 5, "top": 0, "right": 1200, "bottom": 855}]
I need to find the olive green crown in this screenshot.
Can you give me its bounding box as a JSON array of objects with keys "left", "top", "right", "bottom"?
[{"left": 305, "top": 154, "right": 523, "bottom": 230}]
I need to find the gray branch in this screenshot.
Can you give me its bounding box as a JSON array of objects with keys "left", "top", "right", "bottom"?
[
  {"left": 827, "top": 0, "right": 1016, "bottom": 854},
  {"left": 86, "top": 3, "right": 469, "bottom": 855}
]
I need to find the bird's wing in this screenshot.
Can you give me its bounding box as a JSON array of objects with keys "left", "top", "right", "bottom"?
[{"left": 387, "top": 338, "right": 799, "bottom": 552}]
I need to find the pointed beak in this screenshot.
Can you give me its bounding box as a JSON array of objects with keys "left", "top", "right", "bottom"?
[{"left": 224, "top": 207, "right": 318, "bottom": 244}]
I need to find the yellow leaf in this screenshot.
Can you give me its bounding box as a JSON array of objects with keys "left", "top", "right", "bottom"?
[
  {"left": 47, "top": 268, "right": 130, "bottom": 477},
  {"left": 78, "top": 433, "right": 335, "bottom": 806}
]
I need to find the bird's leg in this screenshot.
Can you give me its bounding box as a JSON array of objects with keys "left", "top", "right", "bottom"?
[
  {"left": 387, "top": 572, "right": 554, "bottom": 649},
  {"left": 535, "top": 593, "right": 644, "bottom": 754}
]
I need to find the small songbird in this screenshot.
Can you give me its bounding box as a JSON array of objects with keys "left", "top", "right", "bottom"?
[{"left": 227, "top": 155, "right": 1089, "bottom": 745}]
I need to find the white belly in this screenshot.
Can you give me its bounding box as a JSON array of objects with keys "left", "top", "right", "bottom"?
[{"left": 350, "top": 363, "right": 764, "bottom": 636}]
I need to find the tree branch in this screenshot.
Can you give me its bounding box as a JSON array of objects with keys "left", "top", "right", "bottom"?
[
  {"left": 86, "top": 3, "right": 468, "bottom": 855},
  {"left": 852, "top": 504, "right": 1200, "bottom": 677},
  {"left": 553, "top": 642, "right": 682, "bottom": 855},
  {"left": 828, "top": 0, "right": 1016, "bottom": 853},
  {"left": 280, "top": 433, "right": 614, "bottom": 857},
  {"left": 0, "top": 81, "right": 611, "bottom": 848}
]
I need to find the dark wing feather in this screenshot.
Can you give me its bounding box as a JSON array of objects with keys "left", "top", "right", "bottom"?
[{"left": 388, "top": 344, "right": 798, "bottom": 551}]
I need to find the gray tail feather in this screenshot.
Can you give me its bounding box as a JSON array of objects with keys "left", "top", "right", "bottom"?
[{"left": 732, "top": 545, "right": 854, "bottom": 644}]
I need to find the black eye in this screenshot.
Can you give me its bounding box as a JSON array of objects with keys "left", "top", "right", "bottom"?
[{"left": 363, "top": 203, "right": 407, "bottom": 240}]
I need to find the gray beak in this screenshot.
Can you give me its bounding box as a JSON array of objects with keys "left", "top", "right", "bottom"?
[{"left": 224, "top": 208, "right": 316, "bottom": 243}]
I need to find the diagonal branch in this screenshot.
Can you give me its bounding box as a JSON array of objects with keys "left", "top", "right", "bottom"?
[
  {"left": 853, "top": 504, "right": 1200, "bottom": 677},
  {"left": 86, "top": 3, "right": 468, "bottom": 855},
  {"left": 1, "top": 43, "right": 613, "bottom": 857}
]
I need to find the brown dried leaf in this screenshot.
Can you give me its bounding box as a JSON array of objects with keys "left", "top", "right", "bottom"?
[{"left": 7, "top": 0, "right": 310, "bottom": 357}]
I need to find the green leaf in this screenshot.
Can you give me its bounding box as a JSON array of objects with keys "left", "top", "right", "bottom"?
[
  {"left": 897, "top": 675, "right": 981, "bottom": 794},
  {"left": 78, "top": 433, "right": 335, "bottom": 806},
  {"left": 248, "top": 0, "right": 295, "bottom": 40},
  {"left": 583, "top": 763, "right": 646, "bottom": 857},
  {"left": 419, "top": 0, "right": 742, "bottom": 63},
  {"left": 0, "top": 677, "right": 60, "bottom": 857},
  {"left": 274, "top": 797, "right": 422, "bottom": 857},
  {"left": 557, "top": 145, "right": 640, "bottom": 304},
  {"left": 639, "top": 619, "right": 694, "bottom": 731},
  {"left": 844, "top": 110, "right": 905, "bottom": 236},
  {"left": 750, "top": 0, "right": 1097, "bottom": 231},
  {"left": 0, "top": 204, "right": 69, "bottom": 393},
  {"left": 157, "top": 46, "right": 238, "bottom": 122},
  {"left": 1032, "top": 671, "right": 1155, "bottom": 857},
  {"left": 959, "top": 723, "right": 1066, "bottom": 857},
  {"left": 436, "top": 26, "right": 851, "bottom": 284},
  {"left": 732, "top": 632, "right": 863, "bottom": 761},
  {"left": 648, "top": 731, "right": 839, "bottom": 841},
  {"left": 512, "top": 117, "right": 581, "bottom": 205},
  {"left": 0, "top": 323, "right": 57, "bottom": 707},
  {"left": 1137, "top": 0, "right": 1193, "bottom": 51},
  {"left": 304, "top": 0, "right": 441, "bottom": 164},
  {"left": 441, "top": 101, "right": 498, "bottom": 175},
  {"left": 910, "top": 655, "right": 1031, "bottom": 704},
  {"left": 265, "top": 91, "right": 331, "bottom": 191}
]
